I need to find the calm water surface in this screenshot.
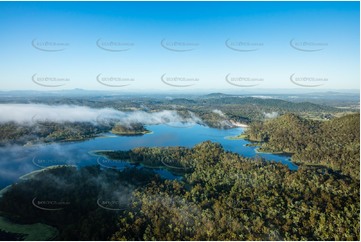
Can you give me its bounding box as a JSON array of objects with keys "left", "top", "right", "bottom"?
[{"left": 0, "top": 124, "right": 297, "bottom": 189}]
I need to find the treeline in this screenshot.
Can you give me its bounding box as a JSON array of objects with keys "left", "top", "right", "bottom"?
[
  {"left": 1, "top": 94, "right": 344, "bottom": 132},
  {"left": 0, "top": 121, "right": 152, "bottom": 146},
  {"left": 0, "top": 95, "right": 347, "bottom": 146},
  {"left": 111, "top": 123, "right": 150, "bottom": 136},
  {"left": 98, "top": 146, "right": 194, "bottom": 174},
  {"left": 1, "top": 141, "right": 359, "bottom": 240},
  {"left": 0, "top": 121, "right": 109, "bottom": 146},
  {"left": 244, "top": 113, "right": 360, "bottom": 179},
  {"left": 155, "top": 96, "right": 340, "bottom": 127},
  {"left": 112, "top": 141, "right": 359, "bottom": 240}
]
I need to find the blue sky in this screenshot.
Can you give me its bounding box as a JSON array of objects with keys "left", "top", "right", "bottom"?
[{"left": 0, "top": 1, "right": 359, "bottom": 91}]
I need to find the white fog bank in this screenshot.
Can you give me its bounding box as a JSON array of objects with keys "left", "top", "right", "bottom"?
[{"left": 0, "top": 104, "right": 202, "bottom": 126}]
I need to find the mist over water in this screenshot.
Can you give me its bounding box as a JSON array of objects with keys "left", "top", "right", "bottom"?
[
  {"left": 0, "top": 104, "right": 201, "bottom": 126},
  {"left": 0, "top": 124, "right": 297, "bottom": 189}
]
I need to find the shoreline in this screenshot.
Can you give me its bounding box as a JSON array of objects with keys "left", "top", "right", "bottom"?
[
  {"left": 22, "top": 130, "right": 155, "bottom": 147},
  {"left": 19, "top": 165, "right": 77, "bottom": 181},
  {"left": 0, "top": 185, "right": 12, "bottom": 198},
  {"left": 0, "top": 165, "right": 77, "bottom": 195},
  {"left": 94, "top": 150, "right": 190, "bottom": 172}
]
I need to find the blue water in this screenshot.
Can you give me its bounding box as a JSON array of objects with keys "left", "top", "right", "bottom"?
[{"left": 0, "top": 124, "right": 297, "bottom": 189}]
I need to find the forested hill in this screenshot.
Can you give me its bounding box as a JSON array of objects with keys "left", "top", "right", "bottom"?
[
  {"left": 163, "top": 96, "right": 341, "bottom": 127},
  {"left": 244, "top": 113, "right": 360, "bottom": 179},
  {"left": 1, "top": 142, "right": 359, "bottom": 240},
  {"left": 1, "top": 95, "right": 343, "bottom": 126},
  {"left": 200, "top": 96, "right": 338, "bottom": 112}
]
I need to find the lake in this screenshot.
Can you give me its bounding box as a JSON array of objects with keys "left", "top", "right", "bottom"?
[{"left": 0, "top": 124, "right": 297, "bottom": 189}]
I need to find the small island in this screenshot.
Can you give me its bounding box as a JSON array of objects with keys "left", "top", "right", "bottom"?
[
  {"left": 95, "top": 145, "right": 195, "bottom": 174},
  {"left": 224, "top": 133, "right": 248, "bottom": 140},
  {"left": 111, "top": 123, "right": 151, "bottom": 136}
]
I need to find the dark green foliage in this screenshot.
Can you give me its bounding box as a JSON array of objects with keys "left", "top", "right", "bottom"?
[
  {"left": 111, "top": 123, "right": 150, "bottom": 136},
  {"left": 1, "top": 141, "right": 359, "bottom": 240},
  {"left": 97, "top": 141, "right": 226, "bottom": 174},
  {"left": 0, "top": 166, "right": 158, "bottom": 240},
  {"left": 0, "top": 121, "right": 109, "bottom": 146},
  {"left": 244, "top": 113, "right": 360, "bottom": 179},
  {"left": 111, "top": 142, "right": 359, "bottom": 241},
  {"left": 163, "top": 96, "right": 338, "bottom": 128},
  {"left": 1, "top": 134, "right": 359, "bottom": 240}
]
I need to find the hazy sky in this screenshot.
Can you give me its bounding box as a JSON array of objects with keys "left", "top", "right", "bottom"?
[{"left": 0, "top": 1, "right": 359, "bottom": 91}]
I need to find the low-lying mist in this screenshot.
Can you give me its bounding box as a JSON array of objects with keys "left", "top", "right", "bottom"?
[{"left": 0, "top": 104, "right": 202, "bottom": 126}]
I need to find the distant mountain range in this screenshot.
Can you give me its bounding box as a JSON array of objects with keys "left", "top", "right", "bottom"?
[{"left": 0, "top": 89, "right": 359, "bottom": 97}]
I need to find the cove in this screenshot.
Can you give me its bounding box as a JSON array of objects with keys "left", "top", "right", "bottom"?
[{"left": 0, "top": 124, "right": 297, "bottom": 189}]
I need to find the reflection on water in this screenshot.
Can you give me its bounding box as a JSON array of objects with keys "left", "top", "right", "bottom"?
[{"left": 0, "top": 124, "right": 297, "bottom": 189}]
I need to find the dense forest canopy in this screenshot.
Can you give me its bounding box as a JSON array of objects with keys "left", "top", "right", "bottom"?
[
  {"left": 244, "top": 113, "right": 360, "bottom": 179},
  {"left": 0, "top": 95, "right": 352, "bottom": 146},
  {"left": 0, "top": 141, "right": 359, "bottom": 240},
  {"left": 0, "top": 93, "right": 359, "bottom": 240}
]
